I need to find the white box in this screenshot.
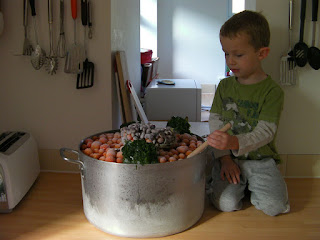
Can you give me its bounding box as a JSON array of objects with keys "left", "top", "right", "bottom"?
[{"left": 144, "top": 79, "right": 202, "bottom": 122}]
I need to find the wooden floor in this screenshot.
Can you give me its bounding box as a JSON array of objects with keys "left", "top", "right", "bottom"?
[{"left": 0, "top": 172, "right": 319, "bottom": 240}]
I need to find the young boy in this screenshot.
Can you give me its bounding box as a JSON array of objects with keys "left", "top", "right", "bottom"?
[{"left": 206, "top": 10, "right": 290, "bottom": 216}]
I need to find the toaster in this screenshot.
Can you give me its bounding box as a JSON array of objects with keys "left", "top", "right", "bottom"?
[{"left": 0, "top": 131, "right": 40, "bottom": 213}]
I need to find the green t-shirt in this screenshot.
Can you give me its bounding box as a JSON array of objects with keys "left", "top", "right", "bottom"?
[{"left": 211, "top": 76, "right": 284, "bottom": 162}]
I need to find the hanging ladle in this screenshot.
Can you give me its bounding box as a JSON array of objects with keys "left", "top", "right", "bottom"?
[{"left": 307, "top": 0, "right": 320, "bottom": 70}]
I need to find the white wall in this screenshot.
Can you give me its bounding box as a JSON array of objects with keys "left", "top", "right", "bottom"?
[
  {"left": 157, "top": 0, "right": 227, "bottom": 85},
  {"left": 0, "top": 0, "right": 112, "bottom": 150},
  {"left": 256, "top": 0, "right": 320, "bottom": 154},
  {"left": 0, "top": 0, "right": 318, "bottom": 159},
  {"left": 111, "top": 0, "right": 141, "bottom": 129}
]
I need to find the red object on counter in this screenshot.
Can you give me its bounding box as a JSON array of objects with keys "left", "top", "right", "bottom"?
[{"left": 141, "top": 49, "right": 153, "bottom": 64}]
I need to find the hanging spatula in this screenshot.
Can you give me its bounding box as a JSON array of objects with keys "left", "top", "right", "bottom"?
[
  {"left": 280, "top": 0, "right": 296, "bottom": 85},
  {"left": 77, "top": 0, "right": 94, "bottom": 89}
]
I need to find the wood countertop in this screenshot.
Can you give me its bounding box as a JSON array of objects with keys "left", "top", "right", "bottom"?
[{"left": 0, "top": 172, "right": 319, "bottom": 240}]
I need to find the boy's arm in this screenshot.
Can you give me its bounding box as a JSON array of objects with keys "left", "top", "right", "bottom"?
[
  {"left": 208, "top": 112, "right": 231, "bottom": 158},
  {"left": 231, "top": 120, "right": 277, "bottom": 156},
  {"left": 209, "top": 119, "right": 277, "bottom": 156},
  {"left": 209, "top": 113, "right": 241, "bottom": 184}
]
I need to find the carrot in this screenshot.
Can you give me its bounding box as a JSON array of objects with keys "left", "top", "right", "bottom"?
[
  {"left": 106, "top": 149, "right": 116, "bottom": 157},
  {"left": 114, "top": 132, "right": 121, "bottom": 139},
  {"left": 83, "top": 148, "right": 93, "bottom": 156},
  {"left": 92, "top": 153, "right": 101, "bottom": 159},
  {"left": 185, "top": 150, "right": 193, "bottom": 156},
  {"left": 182, "top": 138, "right": 190, "bottom": 145},
  {"left": 177, "top": 145, "right": 189, "bottom": 154},
  {"left": 114, "top": 144, "right": 121, "bottom": 148},
  {"left": 116, "top": 158, "right": 123, "bottom": 163},
  {"left": 189, "top": 136, "right": 198, "bottom": 142},
  {"left": 189, "top": 142, "right": 197, "bottom": 150},
  {"left": 181, "top": 133, "right": 191, "bottom": 139},
  {"left": 170, "top": 149, "right": 179, "bottom": 155},
  {"left": 99, "top": 137, "right": 108, "bottom": 144},
  {"left": 91, "top": 140, "right": 102, "bottom": 150},
  {"left": 105, "top": 156, "right": 116, "bottom": 162},
  {"left": 116, "top": 151, "right": 123, "bottom": 158},
  {"left": 100, "top": 144, "right": 110, "bottom": 150},
  {"left": 84, "top": 138, "right": 93, "bottom": 144},
  {"left": 158, "top": 156, "right": 167, "bottom": 163}
]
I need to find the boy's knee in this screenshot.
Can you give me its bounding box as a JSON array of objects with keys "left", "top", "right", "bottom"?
[
  {"left": 252, "top": 199, "right": 290, "bottom": 216},
  {"left": 209, "top": 193, "right": 243, "bottom": 212}
]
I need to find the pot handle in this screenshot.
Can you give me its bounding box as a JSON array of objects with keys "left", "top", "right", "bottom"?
[{"left": 60, "top": 148, "right": 84, "bottom": 170}]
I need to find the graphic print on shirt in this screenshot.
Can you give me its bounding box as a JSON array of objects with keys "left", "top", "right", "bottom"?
[{"left": 222, "top": 97, "right": 259, "bottom": 135}]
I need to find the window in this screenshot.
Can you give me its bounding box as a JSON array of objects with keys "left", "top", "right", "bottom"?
[{"left": 140, "top": 0, "right": 157, "bottom": 57}]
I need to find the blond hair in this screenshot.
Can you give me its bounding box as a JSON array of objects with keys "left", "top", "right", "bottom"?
[{"left": 220, "top": 10, "right": 270, "bottom": 50}]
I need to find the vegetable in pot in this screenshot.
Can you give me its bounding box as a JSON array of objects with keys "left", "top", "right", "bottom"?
[
  {"left": 122, "top": 139, "right": 158, "bottom": 164},
  {"left": 120, "top": 121, "right": 136, "bottom": 129},
  {"left": 166, "top": 116, "right": 191, "bottom": 134},
  {"left": 120, "top": 122, "right": 176, "bottom": 149}
]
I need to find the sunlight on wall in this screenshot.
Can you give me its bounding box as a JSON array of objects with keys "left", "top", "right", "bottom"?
[
  {"left": 140, "top": 0, "right": 157, "bottom": 57},
  {"left": 232, "top": 0, "right": 245, "bottom": 14},
  {"left": 172, "top": 7, "right": 225, "bottom": 82},
  {"left": 166, "top": 1, "right": 226, "bottom": 85}
]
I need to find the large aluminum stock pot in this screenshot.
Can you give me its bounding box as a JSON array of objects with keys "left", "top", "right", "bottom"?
[{"left": 60, "top": 130, "right": 208, "bottom": 238}]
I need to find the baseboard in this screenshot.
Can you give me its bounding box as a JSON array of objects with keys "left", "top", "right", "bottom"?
[
  {"left": 279, "top": 154, "right": 320, "bottom": 178},
  {"left": 39, "top": 149, "right": 80, "bottom": 172}
]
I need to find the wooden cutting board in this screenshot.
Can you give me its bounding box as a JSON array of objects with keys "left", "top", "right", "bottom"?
[{"left": 115, "top": 51, "right": 133, "bottom": 123}]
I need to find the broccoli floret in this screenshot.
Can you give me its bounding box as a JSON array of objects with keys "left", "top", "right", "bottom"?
[
  {"left": 166, "top": 116, "right": 191, "bottom": 134},
  {"left": 122, "top": 139, "right": 158, "bottom": 165}
]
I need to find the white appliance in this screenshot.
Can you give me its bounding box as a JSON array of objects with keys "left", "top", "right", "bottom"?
[
  {"left": 144, "top": 79, "right": 202, "bottom": 122},
  {"left": 0, "top": 131, "right": 40, "bottom": 213}
]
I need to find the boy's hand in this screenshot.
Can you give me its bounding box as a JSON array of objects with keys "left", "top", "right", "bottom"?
[
  {"left": 219, "top": 155, "right": 241, "bottom": 184},
  {"left": 207, "top": 130, "right": 239, "bottom": 150}
]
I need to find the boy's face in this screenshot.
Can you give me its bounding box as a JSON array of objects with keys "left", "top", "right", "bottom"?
[{"left": 220, "top": 33, "right": 269, "bottom": 83}]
